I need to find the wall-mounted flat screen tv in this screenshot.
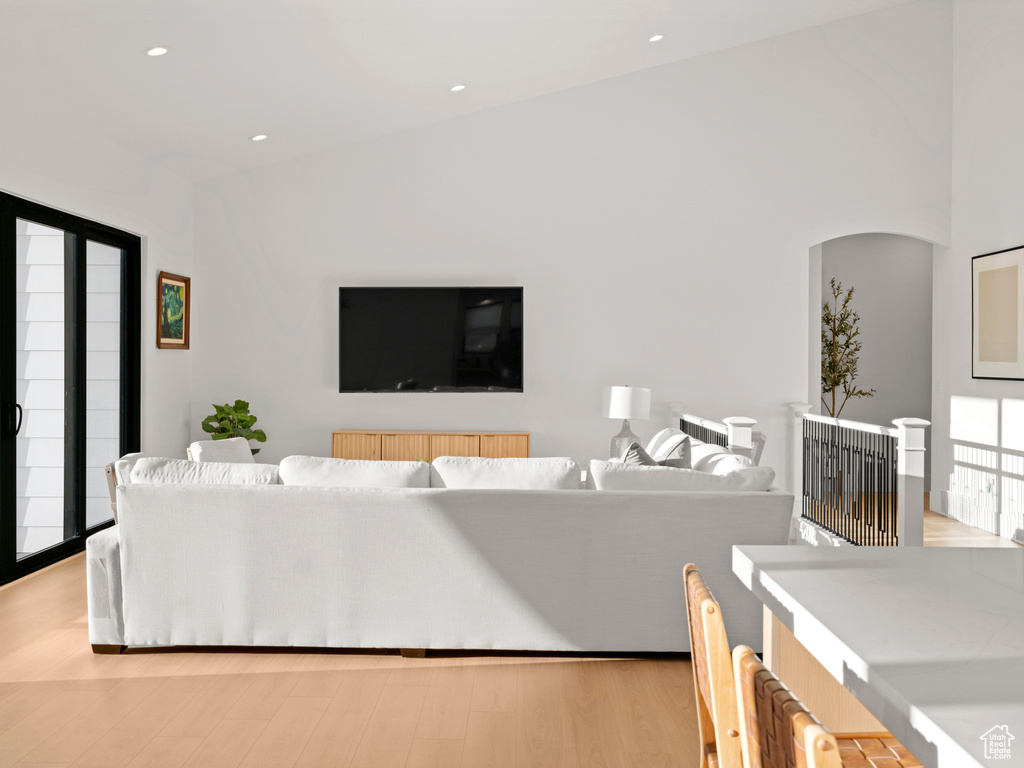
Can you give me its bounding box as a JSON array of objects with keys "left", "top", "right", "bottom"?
[{"left": 339, "top": 287, "right": 523, "bottom": 392}]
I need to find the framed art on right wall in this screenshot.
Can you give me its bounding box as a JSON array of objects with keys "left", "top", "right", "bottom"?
[{"left": 973, "top": 245, "right": 1024, "bottom": 380}]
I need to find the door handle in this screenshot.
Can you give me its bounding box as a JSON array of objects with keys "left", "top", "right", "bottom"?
[{"left": 14, "top": 403, "right": 23, "bottom": 436}]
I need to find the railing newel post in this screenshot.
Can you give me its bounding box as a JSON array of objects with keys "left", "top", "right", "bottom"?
[
  {"left": 723, "top": 416, "right": 756, "bottom": 460},
  {"left": 893, "top": 418, "right": 930, "bottom": 547}
]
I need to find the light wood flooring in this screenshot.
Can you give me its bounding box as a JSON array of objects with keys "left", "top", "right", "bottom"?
[
  {"left": 0, "top": 509, "right": 1016, "bottom": 768},
  {"left": 923, "top": 509, "right": 1022, "bottom": 547},
  {"left": 921, "top": 492, "right": 1021, "bottom": 548},
  {"left": 0, "top": 555, "right": 698, "bottom": 768}
]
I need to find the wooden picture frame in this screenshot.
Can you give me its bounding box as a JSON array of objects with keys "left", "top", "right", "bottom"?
[
  {"left": 973, "top": 246, "right": 1024, "bottom": 380},
  {"left": 157, "top": 271, "right": 190, "bottom": 350}
]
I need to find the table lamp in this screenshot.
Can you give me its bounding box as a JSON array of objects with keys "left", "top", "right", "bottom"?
[{"left": 603, "top": 385, "right": 651, "bottom": 458}]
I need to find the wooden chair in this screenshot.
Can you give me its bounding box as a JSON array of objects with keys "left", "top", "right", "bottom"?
[
  {"left": 684, "top": 563, "right": 743, "bottom": 768},
  {"left": 103, "top": 463, "right": 119, "bottom": 522},
  {"left": 732, "top": 644, "right": 922, "bottom": 768}
]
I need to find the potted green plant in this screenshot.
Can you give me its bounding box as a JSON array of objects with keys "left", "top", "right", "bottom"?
[
  {"left": 200, "top": 399, "right": 267, "bottom": 455},
  {"left": 821, "top": 278, "right": 875, "bottom": 418}
]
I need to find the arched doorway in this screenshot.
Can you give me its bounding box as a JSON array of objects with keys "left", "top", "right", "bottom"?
[{"left": 809, "top": 232, "right": 934, "bottom": 489}]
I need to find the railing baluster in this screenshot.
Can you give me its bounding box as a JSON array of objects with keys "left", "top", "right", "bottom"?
[
  {"left": 891, "top": 432, "right": 899, "bottom": 545},
  {"left": 681, "top": 417, "right": 729, "bottom": 449},
  {"left": 799, "top": 413, "right": 908, "bottom": 547},
  {"left": 885, "top": 433, "right": 891, "bottom": 544},
  {"left": 869, "top": 431, "right": 876, "bottom": 546}
]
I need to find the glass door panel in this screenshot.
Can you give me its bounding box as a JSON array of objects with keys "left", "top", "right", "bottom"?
[
  {"left": 2, "top": 191, "right": 140, "bottom": 585},
  {"left": 85, "top": 240, "right": 122, "bottom": 529},
  {"left": 15, "top": 218, "right": 68, "bottom": 559}
]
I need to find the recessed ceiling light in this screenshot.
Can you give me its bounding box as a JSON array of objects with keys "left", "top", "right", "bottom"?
[
  {"left": 648, "top": 34, "right": 664, "bottom": 42},
  {"left": 450, "top": 84, "right": 466, "bottom": 92},
  {"left": 146, "top": 46, "right": 169, "bottom": 56},
  {"left": 249, "top": 134, "right": 268, "bottom": 142}
]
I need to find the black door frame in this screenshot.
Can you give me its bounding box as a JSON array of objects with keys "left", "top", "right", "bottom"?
[{"left": 0, "top": 191, "right": 141, "bottom": 585}]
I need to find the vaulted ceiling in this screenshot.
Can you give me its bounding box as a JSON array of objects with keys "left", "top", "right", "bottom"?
[{"left": 0, "top": 0, "right": 908, "bottom": 181}]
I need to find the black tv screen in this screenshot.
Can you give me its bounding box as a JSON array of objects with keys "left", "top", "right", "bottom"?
[{"left": 339, "top": 287, "right": 523, "bottom": 392}]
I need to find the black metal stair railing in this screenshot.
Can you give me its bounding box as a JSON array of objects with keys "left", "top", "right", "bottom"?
[
  {"left": 681, "top": 416, "right": 728, "bottom": 448},
  {"left": 802, "top": 415, "right": 899, "bottom": 546}
]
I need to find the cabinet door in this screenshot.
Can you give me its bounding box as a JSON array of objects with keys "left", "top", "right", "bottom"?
[
  {"left": 430, "top": 435, "right": 479, "bottom": 461},
  {"left": 332, "top": 433, "right": 381, "bottom": 460},
  {"left": 382, "top": 434, "right": 431, "bottom": 462},
  {"left": 479, "top": 434, "right": 530, "bottom": 458}
]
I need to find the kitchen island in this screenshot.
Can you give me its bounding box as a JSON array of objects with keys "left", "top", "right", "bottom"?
[{"left": 732, "top": 545, "right": 1024, "bottom": 768}]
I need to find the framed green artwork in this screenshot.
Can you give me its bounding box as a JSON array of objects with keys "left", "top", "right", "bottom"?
[{"left": 157, "top": 271, "right": 190, "bottom": 350}]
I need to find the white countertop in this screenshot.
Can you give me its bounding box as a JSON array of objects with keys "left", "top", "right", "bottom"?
[{"left": 732, "top": 545, "right": 1024, "bottom": 768}]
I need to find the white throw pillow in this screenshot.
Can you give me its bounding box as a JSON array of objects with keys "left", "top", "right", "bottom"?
[
  {"left": 189, "top": 437, "right": 255, "bottom": 464},
  {"left": 279, "top": 455, "right": 430, "bottom": 488},
  {"left": 658, "top": 437, "right": 692, "bottom": 469},
  {"left": 652, "top": 433, "right": 690, "bottom": 462},
  {"left": 706, "top": 452, "right": 756, "bottom": 475},
  {"left": 620, "top": 441, "right": 659, "bottom": 466},
  {"left": 645, "top": 428, "right": 682, "bottom": 458},
  {"left": 587, "top": 460, "right": 775, "bottom": 492},
  {"left": 112, "top": 452, "right": 145, "bottom": 485},
  {"left": 430, "top": 456, "right": 582, "bottom": 489},
  {"left": 130, "top": 457, "right": 280, "bottom": 485},
  {"left": 690, "top": 443, "right": 732, "bottom": 471}
]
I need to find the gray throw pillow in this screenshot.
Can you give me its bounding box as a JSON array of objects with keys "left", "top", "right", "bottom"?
[
  {"left": 620, "top": 441, "right": 659, "bottom": 466},
  {"left": 659, "top": 436, "right": 692, "bottom": 469}
]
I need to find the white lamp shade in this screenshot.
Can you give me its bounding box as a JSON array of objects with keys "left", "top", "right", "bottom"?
[{"left": 602, "top": 386, "right": 651, "bottom": 420}]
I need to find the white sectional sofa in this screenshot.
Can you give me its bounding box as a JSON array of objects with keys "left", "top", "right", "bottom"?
[{"left": 86, "top": 451, "right": 793, "bottom": 654}]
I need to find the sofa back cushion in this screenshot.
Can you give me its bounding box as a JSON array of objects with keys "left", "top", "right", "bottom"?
[
  {"left": 279, "top": 455, "right": 430, "bottom": 488},
  {"left": 430, "top": 456, "right": 582, "bottom": 489},
  {"left": 130, "top": 457, "right": 280, "bottom": 485},
  {"left": 587, "top": 460, "right": 775, "bottom": 492}
]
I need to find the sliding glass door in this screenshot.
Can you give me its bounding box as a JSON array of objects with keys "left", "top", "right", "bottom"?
[
  {"left": 1, "top": 193, "right": 140, "bottom": 584},
  {"left": 15, "top": 218, "right": 70, "bottom": 560}
]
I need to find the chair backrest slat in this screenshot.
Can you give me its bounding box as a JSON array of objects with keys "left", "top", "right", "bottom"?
[
  {"left": 732, "top": 645, "right": 842, "bottom": 768},
  {"left": 684, "top": 563, "right": 743, "bottom": 768}
]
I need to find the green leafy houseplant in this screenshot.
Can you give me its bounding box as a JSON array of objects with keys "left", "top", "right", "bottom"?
[
  {"left": 200, "top": 399, "right": 267, "bottom": 455},
  {"left": 821, "top": 278, "right": 875, "bottom": 418}
]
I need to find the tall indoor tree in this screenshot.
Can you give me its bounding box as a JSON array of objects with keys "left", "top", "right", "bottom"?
[{"left": 821, "top": 278, "right": 875, "bottom": 418}]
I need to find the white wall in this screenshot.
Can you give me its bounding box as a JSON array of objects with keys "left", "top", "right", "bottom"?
[
  {"left": 1, "top": 117, "right": 194, "bottom": 459},
  {"left": 821, "top": 233, "right": 933, "bottom": 487},
  {"left": 932, "top": 0, "right": 1024, "bottom": 541},
  {"left": 192, "top": 1, "right": 952, "bottom": 477}
]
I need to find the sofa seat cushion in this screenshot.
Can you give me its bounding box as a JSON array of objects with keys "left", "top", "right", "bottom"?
[
  {"left": 431, "top": 456, "right": 582, "bottom": 489},
  {"left": 279, "top": 455, "right": 430, "bottom": 488},
  {"left": 130, "top": 457, "right": 280, "bottom": 485},
  {"left": 587, "top": 460, "right": 775, "bottom": 492}
]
